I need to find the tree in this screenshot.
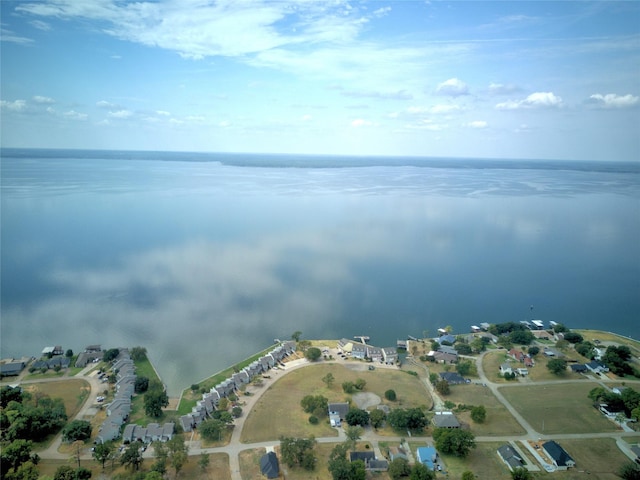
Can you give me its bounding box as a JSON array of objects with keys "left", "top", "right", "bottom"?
[
  {"left": 322, "top": 372, "right": 335, "bottom": 388},
  {"left": 232, "top": 405, "right": 243, "bottom": 418},
  {"left": 1, "top": 439, "right": 35, "bottom": 477},
  {"left": 509, "top": 330, "right": 534, "bottom": 345},
  {"left": 344, "top": 425, "right": 363, "bottom": 448},
  {"left": 410, "top": 462, "right": 436, "bottom": 480},
  {"left": 511, "top": 467, "right": 533, "bottom": 480},
  {"left": 305, "top": 347, "right": 322, "bottom": 361},
  {"left": 527, "top": 346, "right": 540, "bottom": 356},
  {"left": 1, "top": 385, "right": 24, "bottom": 408},
  {"left": 144, "top": 382, "right": 169, "bottom": 418},
  {"left": 120, "top": 441, "right": 144, "bottom": 471},
  {"left": 328, "top": 444, "right": 365, "bottom": 480},
  {"left": 461, "top": 471, "right": 476, "bottom": 480},
  {"left": 291, "top": 331, "right": 302, "bottom": 342},
  {"left": 8, "top": 461, "right": 39, "bottom": 480},
  {"left": 300, "top": 395, "right": 328, "bottom": 417},
  {"left": 198, "top": 453, "right": 210, "bottom": 473},
  {"left": 62, "top": 420, "right": 92, "bottom": 443},
  {"left": 65, "top": 349, "right": 74, "bottom": 358},
  {"left": 370, "top": 409, "right": 386, "bottom": 429},
  {"left": 433, "top": 428, "right": 476, "bottom": 457},
  {"left": 456, "top": 360, "right": 473, "bottom": 376},
  {"left": 354, "top": 378, "right": 366, "bottom": 390},
  {"left": 342, "top": 381, "right": 355, "bottom": 394},
  {"left": 435, "top": 379, "right": 450, "bottom": 395},
  {"left": 575, "top": 342, "right": 595, "bottom": 359},
  {"left": 53, "top": 465, "right": 75, "bottom": 480},
  {"left": 546, "top": 358, "right": 567, "bottom": 376},
  {"left": 388, "top": 458, "right": 411, "bottom": 480},
  {"left": 387, "top": 408, "right": 427, "bottom": 431},
  {"left": 218, "top": 397, "right": 229, "bottom": 411},
  {"left": 470, "top": 337, "right": 486, "bottom": 354},
  {"left": 92, "top": 442, "right": 114, "bottom": 470},
  {"left": 279, "top": 436, "right": 317, "bottom": 470},
  {"left": 130, "top": 346, "right": 148, "bottom": 362},
  {"left": 563, "top": 332, "right": 583, "bottom": 344},
  {"left": 455, "top": 343, "right": 472, "bottom": 355},
  {"left": 167, "top": 436, "right": 188, "bottom": 477},
  {"left": 135, "top": 376, "right": 149, "bottom": 394},
  {"left": 199, "top": 419, "right": 226, "bottom": 442},
  {"left": 618, "top": 462, "right": 640, "bottom": 480},
  {"left": 385, "top": 389, "right": 397, "bottom": 401},
  {"left": 470, "top": 405, "right": 486, "bottom": 423},
  {"left": 102, "top": 348, "right": 120, "bottom": 363},
  {"left": 345, "top": 409, "right": 369, "bottom": 427}
]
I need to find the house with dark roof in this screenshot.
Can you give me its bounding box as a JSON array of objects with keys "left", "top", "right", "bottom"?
[
  {"left": 0, "top": 362, "right": 25, "bottom": 377},
  {"left": 366, "top": 346, "right": 383, "bottom": 362},
  {"left": 349, "top": 452, "right": 388, "bottom": 471},
  {"left": 260, "top": 451, "right": 279, "bottom": 479},
  {"left": 382, "top": 347, "right": 397, "bottom": 364},
  {"left": 437, "top": 334, "right": 456, "bottom": 345},
  {"left": 497, "top": 444, "right": 525, "bottom": 471},
  {"left": 432, "top": 412, "right": 460, "bottom": 428},
  {"left": 542, "top": 441, "right": 575, "bottom": 470},
  {"left": 389, "top": 446, "right": 408, "bottom": 462},
  {"left": 439, "top": 372, "right": 466, "bottom": 385},
  {"left": 328, "top": 402, "right": 350, "bottom": 420},
  {"left": 586, "top": 361, "right": 608, "bottom": 374},
  {"left": 351, "top": 343, "right": 367, "bottom": 359},
  {"left": 570, "top": 364, "right": 588, "bottom": 373}
]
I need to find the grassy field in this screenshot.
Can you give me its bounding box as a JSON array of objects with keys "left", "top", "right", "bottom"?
[
  {"left": 240, "top": 363, "right": 431, "bottom": 443},
  {"left": 443, "top": 384, "right": 526, "bottom": 436},
  {"left": 482, "top": 350, "right": 586, "bottom": 383},
  {"left": 552, "top": 438, "right": 632, "bottom": 480},
  {"left": 499, "top": 383, "right": 620, "bottom": 434},
  {"left": 23, "top": 378, "right": 90, "bottom": 423},
  {"left": 574, "top": 329, "right": 640, "bottom": 356},
  {"left": 436, "top": 441, "right": 513, "bottom": 480},
  {"left": 239, "top": 447, "right": 266, "bottom": 480}
]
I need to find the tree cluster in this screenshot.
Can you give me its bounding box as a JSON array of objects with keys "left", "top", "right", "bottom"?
[
  {"left": 602, "top": 345, "right": 639, "bottom": 377},
  {"left": 280, "top": 436, "right": 317, "bottom": 470},
  {"left": 345, "top": 408, "right": 369, "bottom": 427},
  {"left": 304, "top": 347, "right": 322, "bottom": 361},
  {"left": 433, "top": 428, "right": 476, "bottom": 457},
  {"left": 546, "top": 358, "right": 567, "bottom": 376},
  {"left": 102, "top": 348, "right": 120, "bottom": 363},
  {"left": 327, "top": 443, "right": 365, "bottom": 480},
  {"left": 61, "top": 420, "right": 92, "bottom": 443},
  {"left": 1, "top": 390, "right": 67, "bottom": 442},
  {"left": 342, "top": 378, "right": 366, "bottom": 394},
  {"left": 143, "top": 380, "right": 169, "bottom": 418},
  {"left": 300, "top": 394, "right": 328, "bottom": 417},
  {"left": 388, "top": 457, "right": 435, "bottom": 480},
  {"left": 386, "top": 407, "right": 427, "bottom": 431},
  {"left": 589, "top": 386, "right": 640, "bottom": 419}
]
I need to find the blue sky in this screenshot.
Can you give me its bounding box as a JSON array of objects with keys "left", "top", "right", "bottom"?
[{"left": 1, "top": 1, "right": 638, "bottom": 161}]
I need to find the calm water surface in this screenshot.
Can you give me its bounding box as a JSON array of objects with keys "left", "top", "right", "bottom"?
[{"left": 2, "top": 149, "right": 639, "bottom": 394}]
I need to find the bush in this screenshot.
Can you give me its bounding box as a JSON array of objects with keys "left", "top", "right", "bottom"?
[
  {"left": 308, "top": 415, "right": 318, "bottom": 425},
  {"left": 385, "top": 389, "right": 397, "bottom": 401}
]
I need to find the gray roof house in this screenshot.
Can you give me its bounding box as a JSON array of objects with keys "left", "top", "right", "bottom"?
[
  {"left": 260, "top": 451, "right": 279, "bottom": 479},
  {"left": 329, "top": 402, "right": 350, "bottom": 420},
  {"left": 366, "top": 346, "right": 383, "bottom": 362},
  {"left": 439, "top": 372, "right": 466, "bottom": 385},
  {"left": 0, "top": 362, "right": 25, "bottom": 377},
  {"left": 382, "top": 347, "right": 398, "bottom": 364},
  {"left": 497, "top": 444, "right": 525, "bottom": 471},
  {"left": 542, "top": 441, "right": 575, "bottom": 470},
  {"left": 351, "top": 343, "right": 367, "bottom": 359},
  {"left": 97, "top": 419, "right": 122, "bottom": 444},
  {"left": 432, "top": 412, "right": 460, "bottom": 429}
]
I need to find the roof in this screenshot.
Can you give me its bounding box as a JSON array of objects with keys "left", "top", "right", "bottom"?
[
  {"left": 437, "top": 334, "right": 456, "bottom": 344},
  {"left": 543, "top": 441, "right": 575, "bottom": 467},
  {"left": 260, "top": 451, "right": 279, "bottom": 479},
  {"left": 570, "top": 364, "right": 588, "bottom": 372},
  {"left": 497, "top": 444, "right": 524, "bottom": 470},
  {"left": 328, "top": 402, "right": 350, "bottom": 419},
  {"left": 433, "top": 412, "right": 460, "bottom": 428},
  {"left": 439, "top": 372, "right": 466, "bottom": 384},
  {"left": 416, "top": 447, "right": 437, "bottom": 469},
  {"left": 0, "top": 362, "right": 25, "bottom": 375},
  {"left": 350, "top": 451, "right": 375, "bottom": 463}
]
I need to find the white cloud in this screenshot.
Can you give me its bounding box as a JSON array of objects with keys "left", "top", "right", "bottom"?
[
  {"left": 63, "top": 110, "right": 88, "bottom": 120},
  {"left": 97, "top": 100, "right": 120, "bottom": 109},
  {"left": 373, "top": 6, "right": 392, "bottom": 18},
  {"left": 436, "top": 78, "right": 469, "bottom": 97},
  {"left": 0, "top": 99, "right": 27, "bottom": 112},
  {"left": 33, "top": 95, "right": 55, "bottom": 104},
  {"left": 496, "top": 92, "right": 563, "bottom": 110},
  {"left": 588, "top": 93, "right": 639, "bottom": 109},
  {"left": 465, "top": 120, "right": 488, "bottom": 129},
  {"left": 156, "top": 110, "right": 171, "bottom": 116},
  {"left": 0, "top": 27, "right": 34, "bottom": 44},
  {"left": 108, "top": 109, "right": 133, "bottom": 119},
  {"left": 30, "top": 20, "right": 51, "bottom": 31}
]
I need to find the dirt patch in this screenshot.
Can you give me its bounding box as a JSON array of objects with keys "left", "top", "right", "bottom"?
[{"left": 352, "top": 392, "right": 381, "bottom": 410}]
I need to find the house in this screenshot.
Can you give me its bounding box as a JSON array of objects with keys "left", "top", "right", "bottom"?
[
  {"left": 328, "top": 402, "right": 350, "bottom": 420},
  {"left": 497, "top": 444, "right": 525, "bottom": 471},
  {"left": 532, "top": 330, "right": 551, "bottom": 340},
  {"left": 570, "top": 364, "right": 588, "bottom": 373},
  {"left": 0, "top": 362, "right": 25, "bottom": 377},
  {"left": 260, "top": 451, "right": 279, "bottom": 479},
  {"left": 389, "top": 446, "right": 408, "bottom": 462},
  {"left": 382, "top": 347, "right": 398, "bottom": 364},
  {"left": 439, "top": 345, "right": 458, "bottom": 355},
  {"left": 85, "top": 345, "right": 102, "bottom": 353},
  {"left": 437, "top": 334, "right": 456, "bottom": 345},
  {"left": 366, "top": 346, "right": 383, "bottom": 362},
  {"left": 524, "top": 356, "right": 534, "bottom": 368},
  {"left": 351, "top": 343, "right": 367, "bottom": 359},
  {"left": 48, "top": 357, "right": 70, "bottom": 369},
  {"left": 432, "top": 351, "right": 458, "bottom": 364},
  {"left": 542, "top": 441, "right": 575, "bottom": 470},
  {"left": 439, "top": 372, "right": 466, "bottom": 385},
  {"left": 586, "top": 361, "right": 609, "bottom": 374},
  {"left": 416, "top": 446, "right": 437, "bottom": 470},
  {"left": 509, "top": 349, "right": 526, "bottom": 362},
  {"left": 42, "top": 346, "right": 63, "bottom": 356},
  {"left": 480, "top": 322, "right": 491, "bottom": 331},
  {"left": 516, "top": 368, "right": 529, "bottom": 376},
  {"left": 349, "top": 451, "right": 388, "bottom": 471},
  {"left": 500, "top": 363, "right": 513, "bottom": 375},
  {"left": 432, "top": 412, "right": 460, "bottom": 429},
  {"left": 75, "top": 351, "right": 103, "bottom": 367}
]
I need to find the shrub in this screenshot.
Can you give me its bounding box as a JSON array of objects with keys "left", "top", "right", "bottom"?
[
  {"left": 308, "top": 415, "right": 318, "bottom": 425},
  {"left": 385, "top": 389, "right": 397, "bottom": 401}
]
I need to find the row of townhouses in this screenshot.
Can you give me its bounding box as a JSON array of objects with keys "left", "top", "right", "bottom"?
[
  {"left": 97, "top": 350, "right": 135, "bottom": 444},
  {"left": 336, "top": 338, "right": 398, "bottom": 364},
  {"left": 179, "top": 341, "right": 297, "bottom": 432}
]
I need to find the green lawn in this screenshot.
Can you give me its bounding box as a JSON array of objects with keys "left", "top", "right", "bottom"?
[
  {"left": 499, "top": 383, "right": 620, "bottom": 434},
  {"left": 444, "top": 384, "right": 526, "bottom": 436},
  {"left": 438, "top": 441, "right": 513, "bottom": 480},
  {"left": 551, "top": 438, "right": 632, "bottom": 480}
]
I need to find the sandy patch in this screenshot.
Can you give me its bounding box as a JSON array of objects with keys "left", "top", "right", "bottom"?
[{"left": 352, "top": 392, "right": 381, "bottom": 410}]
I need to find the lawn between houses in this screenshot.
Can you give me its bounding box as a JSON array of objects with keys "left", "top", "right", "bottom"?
[
  {"left": 240, "top": 363, "right": 432, "bottom": 443},
  {"left": 499, "top": 382, "right": 620, "bottom": 435}
]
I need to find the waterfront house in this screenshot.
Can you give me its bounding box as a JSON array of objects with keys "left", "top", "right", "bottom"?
[
  {"left": 366, "top": 346, "right": 383, "bottom": 362},
  {"left": 351, "top": 343, "right": 367, "bottom": 359},
  {"left": 497, "top": 444, "right": 525, "bottom": 471},
  {"left": 0, "top": 361, "right": 25, "bottom": 377},
  {"left": 382, "top": 347, "right": 398, "bottom": 364},
  {"left": 432, "top": 351, "right": 458, "bottom": 364},
  {"left": 542, "top": 441, "right": 575, "bottom": 470},
  {"left": 437, "top": 334, "right": 456, "bottom": 345}
]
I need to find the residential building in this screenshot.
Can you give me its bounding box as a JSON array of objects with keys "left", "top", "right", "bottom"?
[
  {"left": 497, "top": 444, "right": 525, "bottom": 471},
  {"left": 260, "top": 451, "right": 279, "bottom": 479},
  {"left": 439, "top": 372, "right": 466, "bottom": 385},
  {"left": 382, "top": 347, "right": 397, "bottom": 364},
  {"left": 416, "top": 446, "right": 437, "bottom": 470},
  {"left": 542, "top": 441, "right": 575, "bottom": 470},
  {"left": 432, "top": 412, "right": 460, "bottom": 429},
  {"left": 500, "top": 364, "right": 513, "bottom": 375}
]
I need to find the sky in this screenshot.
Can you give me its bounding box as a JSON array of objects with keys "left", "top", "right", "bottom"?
[{"left": 1, "top": 1, "right": 639, "bottom": 161}]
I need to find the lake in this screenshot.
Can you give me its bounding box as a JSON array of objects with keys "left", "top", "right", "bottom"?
[{"left": 1, "top": 149, "right": 638, "bottom": 395}]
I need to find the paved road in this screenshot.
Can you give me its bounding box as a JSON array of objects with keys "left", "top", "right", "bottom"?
[{"left": 29, "top": 346, "right": 640, "bottom": 480}]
